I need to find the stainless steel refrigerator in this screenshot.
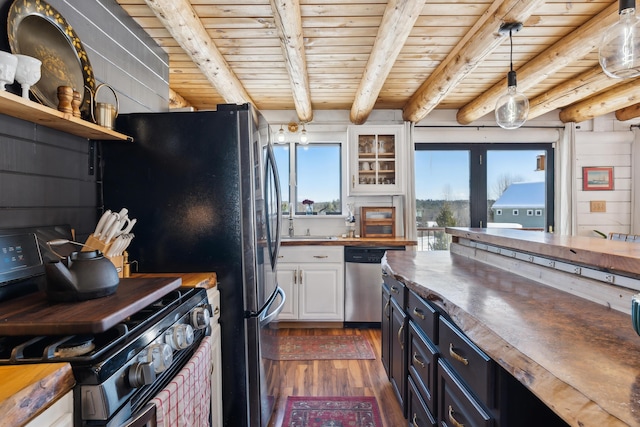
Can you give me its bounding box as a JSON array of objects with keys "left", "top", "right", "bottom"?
[{"left": 100, "top": 103, "right": 284, "bottom": 427}]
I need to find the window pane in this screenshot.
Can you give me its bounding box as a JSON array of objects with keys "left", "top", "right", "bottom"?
[
  {"left": 415, "top": 150, "right": 470, "bottom": 251},
  {"left": 296, "top": 144, "right": 341, "bottom": 214},
  {"left": 273, "top": 144, "right": 290, "bottom": 213},
  {"left": 487, "top": 150, "right": 546, "bottom": 230}
]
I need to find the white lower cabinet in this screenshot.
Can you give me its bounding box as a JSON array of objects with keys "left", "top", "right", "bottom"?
[
  {"left": 207, "top": 288, "right": 223, "bottom": 427},
  {"left": 24, "top": 390, "right": 73, "bottom": 427},
  {"left": 276, "top": 246, "right": 344, "bottom": 321}
]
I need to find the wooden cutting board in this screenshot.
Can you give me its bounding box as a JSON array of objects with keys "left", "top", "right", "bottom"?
[{"left": 0, "top": 277, "right": 182, "bottom": 336}]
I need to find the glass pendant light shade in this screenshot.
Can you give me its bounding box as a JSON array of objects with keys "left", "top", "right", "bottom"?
[
  {"left": 495, "top": 71, "right": 529, "bottom": 129},
  {"left": 599, "top": 0, "right": 640, "bottom": 78}
]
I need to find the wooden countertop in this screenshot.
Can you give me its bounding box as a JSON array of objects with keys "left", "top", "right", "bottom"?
[
  {"left": 447, "top": 227, "right": 640, "bottom": 276},
  {"left": 281, "top": 236, "right": 416, "bottom": 247},
  {"left": 0, "top": 363, "right": 75, "bottom": 426},
  {"left": 131, "top": 272, "right": 217, "bottom": 289},
  {"left": 383, "top": 250, "right": 640, "bottom": 427}
]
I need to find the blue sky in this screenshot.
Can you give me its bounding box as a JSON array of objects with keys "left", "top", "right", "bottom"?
[{"left": 415, "top": 150, "right": 546, "bottom": 200}]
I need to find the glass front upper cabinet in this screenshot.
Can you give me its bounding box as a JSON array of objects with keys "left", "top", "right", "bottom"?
[{"left": 348, "top": 125, "right": 404, "bottom": 195}]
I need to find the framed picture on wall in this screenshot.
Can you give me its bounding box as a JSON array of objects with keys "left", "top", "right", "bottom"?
[{"left": 582, "top": 166, "right": 614, "bottom": 191}]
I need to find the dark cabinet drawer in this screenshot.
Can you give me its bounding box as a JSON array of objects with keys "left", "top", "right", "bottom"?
[
  {"left": 383, "top": 269, "right": 405, "bottom": 305},
  {"left": 408, "top": 376, "right": 437, "bottom": 427},
  {"left": 438, "top": 359, "right": 493, "bottom": 427},
  {"left": 439, "top": 316, "right": 494, "bottom": 405},
  {"left": 408, "top": 321, "right": 437, "bottom": 416},
  {"left": 407, "top": 289, "right": 438, "bottom": 343}
]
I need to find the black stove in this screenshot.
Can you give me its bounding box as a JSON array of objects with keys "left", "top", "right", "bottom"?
[{"left": 0, "top": 227, "right": 212, "bottom": 426}]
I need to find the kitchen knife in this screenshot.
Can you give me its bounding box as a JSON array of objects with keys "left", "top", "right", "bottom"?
[
  {"left": 104, "top": 219, "right": 122, "bottom": 244},
  {"left": 99, "top": 213, "right": 119, "bottom": 241},
  {"left": 94, "top": 210, "right": 112, "bottom": 237}
]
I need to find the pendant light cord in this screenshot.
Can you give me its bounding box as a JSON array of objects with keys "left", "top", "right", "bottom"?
[{"left": 509, "top": 29, "right": 514, "bottom": 73}]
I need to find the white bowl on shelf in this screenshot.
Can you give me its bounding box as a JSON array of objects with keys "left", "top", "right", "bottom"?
[
  {"left": 14, "top": 54, "right": 41, "bottom": 98},
  {"left": 0, "top": 51, "right": 18, "bottom": 91}
]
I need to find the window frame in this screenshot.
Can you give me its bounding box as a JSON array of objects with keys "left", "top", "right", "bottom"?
[{"left": 414, "top": 142, "right": 554, "bottom": 230}]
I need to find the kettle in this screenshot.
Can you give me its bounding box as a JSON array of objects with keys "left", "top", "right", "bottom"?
[
  {"left": 44, "top": 250, "right": 120, "bottom": 302},
  {"left": 87, "top": 83, "right": 119, "bottom": 130}
]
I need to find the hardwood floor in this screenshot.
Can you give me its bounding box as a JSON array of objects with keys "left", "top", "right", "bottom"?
[{"left": 266, "top": 327, "right": 406, "bottom": 427}]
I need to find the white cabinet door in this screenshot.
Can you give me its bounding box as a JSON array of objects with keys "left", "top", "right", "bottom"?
[
  {"left": 276, "top": 263, "right": 299, "bottom": 320},
  {"left": 299, "top": 262, "right": 344, "bottom": 320},
  {"left": 276, "top": 246, "right": 344, "bottom": 321},
  {"left": 24, "top": 391, "right": 73, "bottom": 427},
  {"left": 348, "top": 125, "right": 405, "bottom": 195}
]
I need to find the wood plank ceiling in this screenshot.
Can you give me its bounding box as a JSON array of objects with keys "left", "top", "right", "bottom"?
[{"left": 116, "top": 0, "right": 638, "bottom": 125}]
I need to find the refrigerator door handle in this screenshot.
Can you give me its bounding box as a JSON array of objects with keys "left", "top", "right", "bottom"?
[
  {"left": 246, "top": 284, "right": 280, "bottom": 318},
  {"left": 258, "top": 286, "right": 286, "bottom": 326}
]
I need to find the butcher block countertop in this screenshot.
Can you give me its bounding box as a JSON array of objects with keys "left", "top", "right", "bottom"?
[
  {"left": 0, "top": 363, "right": 74, "bottom": 427},
  {"left": 3, "top": 272, "right": 216, "bottom": 426},
  {"left": 383, "top": 240, "right": 640, "bottom": 426},
  {"left": 281, "top": 236, "right": 416, "bottom": 247}
]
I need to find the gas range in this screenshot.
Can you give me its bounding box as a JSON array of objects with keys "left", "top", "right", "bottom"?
[{"left": 0, "top": 227, "right": 213, "bottom": 426}]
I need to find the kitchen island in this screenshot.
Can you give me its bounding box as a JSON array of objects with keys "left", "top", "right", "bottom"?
[{"left": 383, "top": 228, "right": 640, "bottom": 427}]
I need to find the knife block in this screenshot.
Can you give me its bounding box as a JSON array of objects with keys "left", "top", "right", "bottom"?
[{"left": 82, "top": 234, "right": 124, "bottom": 278}]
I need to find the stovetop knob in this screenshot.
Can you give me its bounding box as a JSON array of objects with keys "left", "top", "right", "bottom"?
[
  {"left": 139, "top": 343, "right": 173, "bottom": 374},
  {"left": 165, "top": 323, "right": 195, "bottom": 350},
  {"left": 191, "top": 306, "right": 211, "bottom": 329},
  {"left": 128, "top": 361, "right": 156, "bottom": 388}
]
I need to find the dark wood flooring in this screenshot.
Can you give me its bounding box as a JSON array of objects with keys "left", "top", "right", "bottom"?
[{"left": 266, "top": 327, "right": 406, "bottom": 427}]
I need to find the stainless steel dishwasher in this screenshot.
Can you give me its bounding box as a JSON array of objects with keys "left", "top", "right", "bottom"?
[{"left": 344, "top": 246, "right": 405, "bottom": 327}]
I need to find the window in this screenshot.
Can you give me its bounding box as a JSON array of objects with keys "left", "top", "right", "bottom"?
[
  {"left": 535, "top": 209, "right": 543, "bottom": 216},
  {"left": 527, "top": 209, "right": 534, "bottom": 216},
  {"left": 273, "top": 142, "right": 342, "bottom": 215},
  {"left": 513, "top": 209, "right": 519, "bottom": 216},
  {"left": 496, "top": 209, "right": 502, "bottom": 216}
]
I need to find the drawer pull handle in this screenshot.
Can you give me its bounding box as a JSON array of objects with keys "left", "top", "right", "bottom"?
[
  {"left": 412, "top": 351, "right": 425, "bottom": 368},
  {"left": 313, "top": 255, "right": 328, "bottom": 258},
  {"left": 412, "top": 413, "right": 420, "bottom": 427},
  {"left": 397, "top": 324, "right": 404, "bottom": 350},
  {"left": 448, "top": 405, "right": 464, "bottom": 427},
  {"left": 293, "top": 270, "right": 297, "bottom": 285},
  {"left": 449, "top": 343, "right": 469, "bottom": 366},
  {"left": 213, "top": 306, "right": 220, "bottom": 315},
  {"left": 384, "top": 300, "right": 390, "bottom": 319},
  {"left": 298, "top": 269, "right": 303, "bottom": 284},
  {"left": 391, "top": 286, "right": 399, "bottom": 294},
  {"left": 412, "top": 307, "right": 425, "bottom": 320}
]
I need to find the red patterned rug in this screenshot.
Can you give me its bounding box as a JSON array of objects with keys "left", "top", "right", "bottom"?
[
  {"left": 281, "top": 396, "right": 383, "bottom": 427},
  {"left": 269, "top": 334, "right": 376, "bottom": 360}
]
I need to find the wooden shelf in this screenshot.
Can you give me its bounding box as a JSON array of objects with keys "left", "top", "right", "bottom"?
[{"left": 0, "top": 89, "right": 132, "bottom": 141}]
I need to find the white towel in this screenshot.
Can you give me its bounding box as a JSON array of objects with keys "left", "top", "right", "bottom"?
[{"left": 152, "top": 336, "right": 212, "bottom": 427}]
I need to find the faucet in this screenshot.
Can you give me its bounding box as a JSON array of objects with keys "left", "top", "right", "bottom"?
[{"left": 288, "top": 217, "right": 295, "bottom": 237}]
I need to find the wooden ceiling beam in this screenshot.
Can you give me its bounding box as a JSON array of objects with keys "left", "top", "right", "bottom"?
[
  {"left": 616, "top": 103, "right": 640, "bottom": 122},
  {"left": 350, "top": 0, "right": 427, "bottom": 125},
  {"left": 169, "top": 88, "right": 192, "bottom": 109},
  {"left": 456, "top": 2, "right": 619, "bottom": 125},
  {"left": 270, "top": 0, "right": 312, "bottom": 122},
  {"left": 526, "top": 66, "right": 616, "bottom": 120},
  {"left": 143, "top": 0, "right": 255, "bottom": 107},
  {"left": 559, "top": 79, "right": 640, "bottom": 123},
  {"left": 402, "top": 0, "right": 545, "bottom": 123}
]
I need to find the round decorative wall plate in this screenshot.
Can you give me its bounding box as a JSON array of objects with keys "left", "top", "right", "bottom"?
[{"left": 7, "top": 0, "right": 95, "bottom": 116}]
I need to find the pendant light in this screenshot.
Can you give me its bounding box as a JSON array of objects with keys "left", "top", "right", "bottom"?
[
  {"left": 495, "top": 22, "right": 529, "bottom": 130},
  {"left": 599, "top": 0, "right": 640, "bottom": 79}
]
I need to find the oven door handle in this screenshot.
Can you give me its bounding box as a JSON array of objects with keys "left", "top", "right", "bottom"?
[
  {"left": 259, "top": 286, "right": 286, "bottom": 326},
  {"left": 123, "top": 402, "right": 156, "bottom": 427}
]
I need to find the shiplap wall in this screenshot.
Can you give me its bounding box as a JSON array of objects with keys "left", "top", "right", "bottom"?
[
  {"left": 575, "top": 131, "right": 633, "bottom": 237},
  {"left": 0, "top": 0, "right": 168, "bottom": 237}
]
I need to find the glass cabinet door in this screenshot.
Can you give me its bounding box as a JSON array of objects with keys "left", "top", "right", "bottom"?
[{"left": 349, "top": 125, "right": 404, "bottom": 195}]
